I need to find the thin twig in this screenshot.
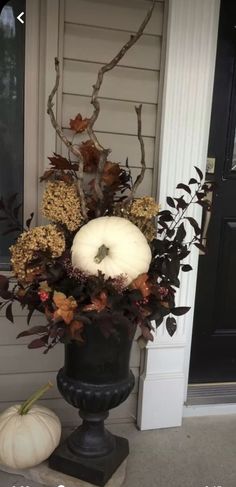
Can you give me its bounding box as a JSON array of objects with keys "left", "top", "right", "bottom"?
[
  {"left": 94, "top": 151, "right": 110, "bottom": 205},
  {"left": 87, "top": 128, "right": 111, "bottom": 206},
  {"left": 86, "top": 0, "right": 155, "bottom": 202},
  {"left": 87, "top": 127, "right": 109, "bottom": 154},
  {"left": 47, "top": 58, "right": 88, "bottom": 220},
  {"left": 124, "top": 104, "right": 146, "bottom": 203},
  {"left": 88, "top": 0, "right": 155, "bottom": 131}
]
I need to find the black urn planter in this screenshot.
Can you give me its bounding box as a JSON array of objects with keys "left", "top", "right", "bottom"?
[{"left": 49, "top": 322, "right": 136, "bottom": 486}]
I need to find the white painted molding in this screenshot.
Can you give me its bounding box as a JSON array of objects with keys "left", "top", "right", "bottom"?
[
  {"left": 137, "top": 0, "right": 220, "bottom": 430},
  {"left": 43, "top": 0, "right": 60, "bottom": 161},
  {"left": 56, "top": 0, "right": 65, "bottom": 154},
  {"left": 37, "top": 0, "right": 60, "bottom": 223},
  {"left": 24, "top": 0, "right": 41, "bottom": 224}
]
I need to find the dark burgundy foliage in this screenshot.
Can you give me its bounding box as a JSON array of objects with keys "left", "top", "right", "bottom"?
[{"left": 166, "top": 316, "right": 177, "bottom": 337}]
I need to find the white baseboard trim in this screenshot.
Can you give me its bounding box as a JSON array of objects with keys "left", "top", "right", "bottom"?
[
  {"left": 137, "top": 369, "right": 185, "bottom": 430},
  {"left": 183, "top": 403, "right": 236, "bottom": 418}
]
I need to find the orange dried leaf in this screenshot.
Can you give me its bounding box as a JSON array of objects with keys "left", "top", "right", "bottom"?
[
  {"left": 102, "top": 162, "right": 121, "bottom": 187},
  {"left": 83, "top": 291, "right": 108, "bottom": 312},
  {"left": 53, "top": 292, "right": 77, "bottom": 325},
  {"left": 131, "top": 273, "right": 152, "bottom": 298},
  {"left": 79, "top": 140, "right": 100, "bottom": 173},
  {"left": 70, "top": 114, "right": 90, "bottom": 133},
  {"left": 53, "top": 291, "right": 67, "bottom": 309}
]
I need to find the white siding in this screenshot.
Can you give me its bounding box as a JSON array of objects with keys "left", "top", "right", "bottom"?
[
  {"left": 0, "top": 0, "right": 165, "bottom": 426},
  {"left": 61, "top": 0, "right": 165, "bottom": 197}
]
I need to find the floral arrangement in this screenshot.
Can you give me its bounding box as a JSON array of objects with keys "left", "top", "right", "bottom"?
[{"left": 0, "top": 2, "right": 211, "bottom": 353}]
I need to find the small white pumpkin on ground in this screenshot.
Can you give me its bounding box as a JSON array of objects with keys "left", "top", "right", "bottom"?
[
  {"left": 71, "top": 216, "right": 152, "bottom": 284},
  {"left": 0, "top": 382, "right": 61, "bottom": 469}
]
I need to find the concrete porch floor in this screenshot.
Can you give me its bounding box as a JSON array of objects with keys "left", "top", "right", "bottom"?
[{"left": 1, "top": 415, "right": 236, "bottom": 487}]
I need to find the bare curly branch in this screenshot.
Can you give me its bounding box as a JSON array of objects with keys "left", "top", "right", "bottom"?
[
  {"left": 47, "top": 58, "right": 88, "bottom": 220},
  {"left": 88, "top": 0, "right": 155, "bottom": 132},
  {"left": 124, "top": 104, "right": 146, "bottom": 203},
  {"left": 86, "top": 0, "right": 154, "bottom": 204}
]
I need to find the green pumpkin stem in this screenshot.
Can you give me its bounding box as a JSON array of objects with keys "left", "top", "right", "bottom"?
[
  {"left": 94, "top": 244, "right": 109, "bottom": 263},
  {"left": 19, "top": 382, "right": 53, "bottom": 416}
]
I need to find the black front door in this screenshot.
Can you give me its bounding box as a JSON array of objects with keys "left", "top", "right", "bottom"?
[{"left": 189, "top": 0, "right": 236, "bottom": 383}]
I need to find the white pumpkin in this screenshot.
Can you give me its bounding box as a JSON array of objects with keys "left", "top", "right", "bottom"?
[
  {"left": 0, "top": 382, "right": 61, "bottom": 469},
  {"left": 71, "top": 216, "right": 152, "bottom": 284}
]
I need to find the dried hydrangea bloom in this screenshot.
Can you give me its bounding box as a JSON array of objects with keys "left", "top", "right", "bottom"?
[
  {"left": 131, "top": 218, "right": 156, "bottom": 242},
  {"left": 130, "top": 197, "right": 160, "bottom": 219},
  {"left": 10, "top": 224, "right": 65, "bottom": 281},
  {"left": 42, "top": 181, "right": 83, "bottom": 231},
  {"left": 113, "top": 199, "right": 157, "bottom": 241}
]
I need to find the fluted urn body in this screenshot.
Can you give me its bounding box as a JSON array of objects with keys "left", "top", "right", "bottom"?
[{"left": 49, "top": 321, "right": 136, "bottom": 486}]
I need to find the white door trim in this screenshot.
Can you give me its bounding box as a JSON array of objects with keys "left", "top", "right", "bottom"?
[
  {"left": 137, "top": 0, "right": 220, "bottom": 430},
  {"left": 37, "top": 0, "right": 60, "bottom": 224},
  {"left": 24, "top": 0, "right": 60, "bottom": 224},
  {"left": 24, "top": 0, "right": 41, "bottom": 224}
]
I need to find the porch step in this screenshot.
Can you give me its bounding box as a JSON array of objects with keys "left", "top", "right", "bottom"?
[{"left": 186, "top": 383, "right": 236, "bottom": 405}]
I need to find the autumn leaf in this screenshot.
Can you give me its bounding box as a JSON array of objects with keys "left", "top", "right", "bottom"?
[
  {"left": 60, "top": 172, "right": 74, "bottom": 184},
  {"left": 48, "top": 153, "right": 78, "bottom": 171},
  {"left": 102, "top": 162, "right": 122, "bottom": 187},
  {"left": 131, "top": 273, "right": 152, "bottom": 298},
  {"left": 80, "top": 140, "right": 100, "bottom": 172},
  {"left": 6, "top": 303, "right": 13, "bottom": 323},
  {"left": 40, "top": 169, "right": 54, "bottom": 182},
  {"left": 28, "top": 336, "right": 48, "bottom": 349},
  {"left": 53, "top": 291, "right": 77, "bottom": 325},
  {"left": 83, "top": 291, "right": 108, "bottom": 312},
  {"left": 17, "top": 325, "right": 48, "bottom": 338},
  {"left": 171, "top": 306, "right": 190, "bottom": 316},
  {"left": 166, "top": 316, "right": 177, "bottom": 337},
  {"left": 70, "top": 114, "right": 90, "bottom": 133}
]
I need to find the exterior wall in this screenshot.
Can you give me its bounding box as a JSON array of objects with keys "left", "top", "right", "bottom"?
[
  {"left": 58, "top": 0, "right": 165, "bottom": 196},
  {"left": 0, "top": 0, "right": 166, "bottom": 426}
]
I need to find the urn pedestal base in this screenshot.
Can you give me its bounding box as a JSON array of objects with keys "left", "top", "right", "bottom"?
[
  {"left": 49, "top": 433, "right": 129, "bottom": 487},
  {"left": 49, "top": 367, "right": 135, "bottom": 486}
]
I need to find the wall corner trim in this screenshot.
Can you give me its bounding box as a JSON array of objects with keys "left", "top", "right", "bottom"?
[{"left": 137, "top": 0, "right": 220, "bottom": 431}]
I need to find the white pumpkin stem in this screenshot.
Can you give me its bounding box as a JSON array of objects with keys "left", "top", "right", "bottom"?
[
  {"left": 94, "top": 244, "right": 109, "bottom": 263},
  {"left": 19, "top": 382, "right": 53, "bottom": 416}
]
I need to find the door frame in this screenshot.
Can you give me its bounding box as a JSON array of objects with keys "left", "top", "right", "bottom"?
[
  {"left": 137, "top": 0, "right": 221, "bottom": 430},
  {"left": 24, "top": 0, "right": 42, "bottom": 224}
]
